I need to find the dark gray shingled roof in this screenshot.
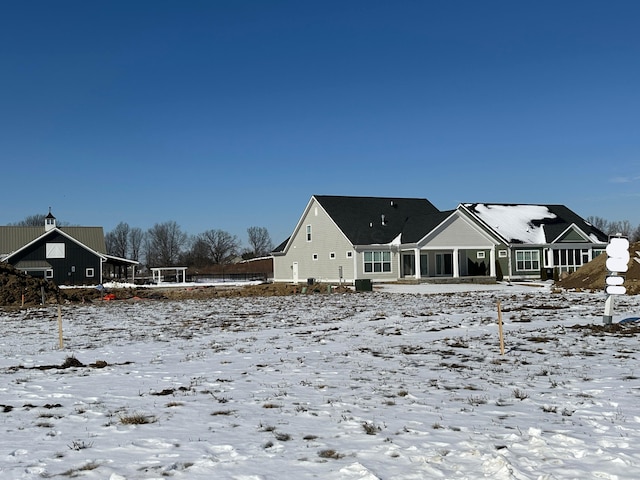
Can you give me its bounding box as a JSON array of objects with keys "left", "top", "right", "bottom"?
[{"left": 314, "top": 195, "right": 440, "bottom": 245}]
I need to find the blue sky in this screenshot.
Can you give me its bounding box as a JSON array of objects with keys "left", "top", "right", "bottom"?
[{"left": 1, "top": 1, "right": 639, "bottom": 246}]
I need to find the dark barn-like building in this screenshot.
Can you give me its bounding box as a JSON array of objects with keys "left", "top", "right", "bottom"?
[{"left": 0, "top": 211, "right": 137, "bottom": 286}]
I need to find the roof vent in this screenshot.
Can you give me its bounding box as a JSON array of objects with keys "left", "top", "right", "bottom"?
[
  {"left": 381, "top": 214, "right": 388, "bottom": 226},
  {"left": 390, "top": 200, "right": 397, "bottom": 208}
]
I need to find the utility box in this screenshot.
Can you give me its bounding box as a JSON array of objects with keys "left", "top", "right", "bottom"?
[{"left": 355, "top": 279, "right": 372, "bottom": 292}]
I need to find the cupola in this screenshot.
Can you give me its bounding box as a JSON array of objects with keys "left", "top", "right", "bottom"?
[{"left": 45, "top": 208, "right": 56, "bottom": 231}]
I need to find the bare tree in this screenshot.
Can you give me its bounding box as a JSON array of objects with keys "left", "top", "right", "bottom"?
[
  {"left": 618, "top": 220, "right": 633, "bottom": 237},
  {"left": 10, "top": 214, "right": 46, "bottom": 226},
  {"left": 587, "top": 216, "right": 638, "bottom": 238},
  {"left": 607, "top": 220, "right": 633, "bottom": 237},
  {"left": 145, "top": 221, "right": 188, "bottom": 267},
  {"left": 107, "top": 222, "right": 130, "bottom": 258},
  {"left": 631, "top": 224, "right": 640, "bottom": 243},
  {"left": 246, "top": 226, "right": 273, "bottom": 258},
  {"left": 105, "top": 231, "right": 116, "bottom": 255},
  {"left": 586, "top": 216, "right": 609, "bottom": 233},
  {"left": 199, "top": 229, "right": 240, "bottom": 264},
  {"left": 129, "top": 227, "right": 144, "bottom": 262},
  {"left": 181, "top": 236, "right": 211, "bottom": 268}
]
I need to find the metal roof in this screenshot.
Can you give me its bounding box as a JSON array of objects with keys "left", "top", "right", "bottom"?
[
  {"left": 14, "top": 260, "right": 53, "bottom": 269},
  {"left": 0, "top": 226, "right": 107, "bottom": 257}
]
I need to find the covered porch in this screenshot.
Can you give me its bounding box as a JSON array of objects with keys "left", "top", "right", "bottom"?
[
  {"left": 400, "top": 247, "right": 496, "bottom": 280},
  {"left": 102, "top": 255, "right": 139, "bottom": 283}
]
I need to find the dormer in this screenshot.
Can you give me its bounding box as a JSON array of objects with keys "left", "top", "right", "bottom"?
[{"left": 45, "top": 208, "right": 57, "bottom": 231}]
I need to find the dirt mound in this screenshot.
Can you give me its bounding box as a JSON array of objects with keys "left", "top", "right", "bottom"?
[
  {"left": 0, "top": 262, "right": 60, "bottom": 306},
  {"left": 557, "top": 241, "right": 640, "bottom": 294}
]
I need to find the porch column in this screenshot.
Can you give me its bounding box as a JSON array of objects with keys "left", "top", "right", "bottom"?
[
  {"left": 453, "top": 248, "right": 459, "bottom": 278},
  {"left": 489, "top": 248, "right": 496, "bottom": 277},
  {"left": 414, "top": 248, "right": 421, "bottom": 279}
]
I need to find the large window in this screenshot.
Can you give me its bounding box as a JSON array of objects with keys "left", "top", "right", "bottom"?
[
  {"left": 364, "top": 251, "right": 391, "bottom": 273},
  {"left": 552, "top": 248, "right": 590, "bottom": 273},
  {"left": 306, "top": 225, "right": 312, "bottom": 242},
  {"left": 515, "top": 250, "right": 540, "bottom": 271},
  {"left": 435, "top": 253, "right": 453, "bottom": 276}
]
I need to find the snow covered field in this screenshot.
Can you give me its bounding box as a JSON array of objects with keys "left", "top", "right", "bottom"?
[{"left": 1, "top": 283, "right": 640, "bottom": 479}]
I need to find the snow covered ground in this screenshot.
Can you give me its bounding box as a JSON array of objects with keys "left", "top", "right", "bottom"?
[{"left": 1, "top": 283, "right": 640, "bottom": 479}]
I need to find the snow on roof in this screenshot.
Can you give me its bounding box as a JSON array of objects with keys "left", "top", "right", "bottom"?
[{"left": 468, "top": 204, "right": 557, "bottom": 244}]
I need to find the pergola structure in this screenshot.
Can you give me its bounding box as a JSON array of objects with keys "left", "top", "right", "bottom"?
[{"left": 151, "top": 267, "right": 188, "bottom": 284}]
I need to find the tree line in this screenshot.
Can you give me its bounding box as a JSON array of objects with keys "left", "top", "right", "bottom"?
[
  {"left": 585, "top": 216, "right": 640, "bottom": 242},
  {"left": 104, "top": 221, "right": 274, "bottom": 269}
]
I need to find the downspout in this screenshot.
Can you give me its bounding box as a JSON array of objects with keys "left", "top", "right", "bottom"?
[{"left": 352, "top": 246, "right": 358, "bottom": 283}]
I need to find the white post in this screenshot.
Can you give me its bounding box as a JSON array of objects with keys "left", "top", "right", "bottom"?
[
  {"left": 489, "top": 248, "right": 496, "bottom": 277},
  {"left": 452, "top": 248, "right": 459, "bottom": 278},
  {"left": 603, "top": 295, "right": 614, "bottom": 325},
  {"left": 414, "top": 248, "right": 421, "bottom": 279}
]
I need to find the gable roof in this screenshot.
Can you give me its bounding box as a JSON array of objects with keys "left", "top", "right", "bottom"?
[
  {"left": 401, "top": 210, "right": 455, "bottom": 243},
  {"left": 313, "top": 195, "right": 440, "bottom": 245},
  {"left": 0, "top": 226, "right": 107, "bottom": 258},
  {"left": 460, "top": 203, "right": 608, "bottom": 244}
]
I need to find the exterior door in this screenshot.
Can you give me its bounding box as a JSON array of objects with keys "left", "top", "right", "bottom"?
[
  {"left": 292, "top": 262, "right": 299, "bottom": 283},
  {"left": 402, "top": 254, "right": 415, "bottom": 277},
  {"left": 435, "top": 253, "right": 453, "bottom": 276}
]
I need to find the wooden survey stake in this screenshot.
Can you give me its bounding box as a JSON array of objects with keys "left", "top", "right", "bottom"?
[
  {"left": 57, "top": 304, "right": 64, "bottom": 349},
  {"left": 497, "top": 300, "right": 505, "bottom": 355}
]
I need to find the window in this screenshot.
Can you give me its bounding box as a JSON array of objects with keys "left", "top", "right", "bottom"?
[
  {"left": 477, "top": 251, "right": 486, "bottom": 259},
  {"left": 515, "top": 250, "right": 540, "bottom": 271},
  {"left": 552, "top": 248, "right": 590, "bottom": 273},
  {"left": 420, "top": 254, "right": 428, "bottom": 278},
  {"left": 402, "top": 254, "right": 415, "bottom": 276},
  {"left": 435, "top": 253, "right": 453, "bottom": 276},
  {"left": 329, "top": 252, "right": 336, "bottom": 259},
  {"left": 306, "top": 225, "right": 312, "bottom": 242},
  {"left": 364, "top": 251, "right": 391, "bottom": 273},
  {"left": 45, "top": 269, "right": 54, "bottom": 279},
  {"left": 86, "top": 268, "right": 94, "bottom": 278},
  {"left": 498, "top": 250, "right": 507, "bottom": 258},
  {"left": 346, "top": 251, "right": 353, "bottom": 258},
  {"left": 312, "top": 253, "right": 318, "bottom": 261},
  {"left": 46, "top": 243, "right": 65, "bottom": 259}
]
